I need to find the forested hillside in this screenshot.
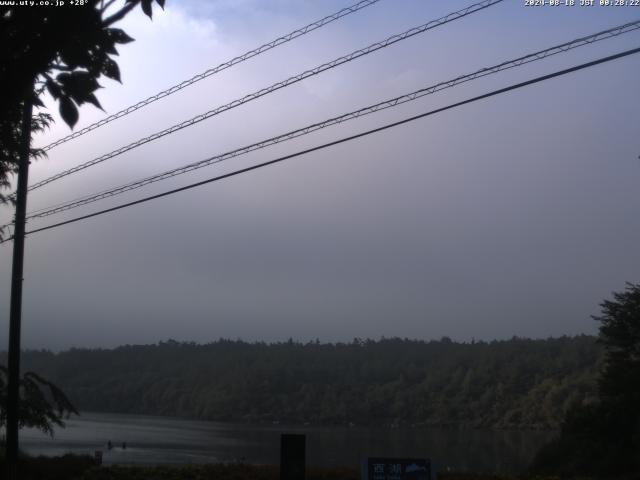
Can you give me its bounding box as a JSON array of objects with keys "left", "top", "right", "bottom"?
[{"left": 5, "top": 336, "right": 601, "bottom": 429}]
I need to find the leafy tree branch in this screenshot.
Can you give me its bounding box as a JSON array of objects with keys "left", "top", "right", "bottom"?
[
  {"left": 0, "top": 366, "right": 78, "bottom": 437},
  {"left": 0, "top": 0, "right": 164, "bottom": 240}
]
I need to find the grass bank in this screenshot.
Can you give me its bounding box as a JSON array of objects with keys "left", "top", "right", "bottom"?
[{"left": 0, "top": 455, "right": 599, "bottom": 480}]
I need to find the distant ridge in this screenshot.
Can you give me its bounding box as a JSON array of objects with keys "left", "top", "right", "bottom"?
[{"left": 4, "top": 335, "right": 601, "bottom": 430}]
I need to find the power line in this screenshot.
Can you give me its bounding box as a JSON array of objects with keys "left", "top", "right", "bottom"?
[
  {"left": 24, "top": 0, "right": 504, "bottom": 194},
  {"left": 40, "top": 0, "right": 383, "bottom": 152},
  {"left": 22, "top": 19, "right": 640, "bottom": 220},
  {"left": 1, "top": 46, "right": 635, "bottom": 244}
]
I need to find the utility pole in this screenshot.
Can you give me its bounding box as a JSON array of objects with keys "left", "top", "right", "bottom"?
[{"left": 5, "top": 89, "right": 34, "bottom": 480}]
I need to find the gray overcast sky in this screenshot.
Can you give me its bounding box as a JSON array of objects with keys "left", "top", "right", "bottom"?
[{"left": 1, "top": 0, "right": 639, "bottom": 351}]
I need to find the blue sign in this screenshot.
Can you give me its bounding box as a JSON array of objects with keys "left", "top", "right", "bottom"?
[{"left": 363, "top": 458, "right": 432, "bottom": 480}]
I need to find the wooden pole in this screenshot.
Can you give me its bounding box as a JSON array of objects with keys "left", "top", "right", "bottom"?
[{"left": 5, "top": 90, "right": 33, "bottom": 480}]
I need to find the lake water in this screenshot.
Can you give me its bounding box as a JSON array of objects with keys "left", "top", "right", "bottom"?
[{"left": 19, "top": 412, "right": 555, "bottom": 473}]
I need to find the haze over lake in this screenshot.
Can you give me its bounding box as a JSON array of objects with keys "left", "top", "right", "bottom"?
[{"left": 20, "top": 412, "right": 555, "bottom": 473}]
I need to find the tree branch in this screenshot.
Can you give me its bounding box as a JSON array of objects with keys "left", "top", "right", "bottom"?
[
  {"left": 103, "top": 1, "right": 137, "bottom": 27},
  {"left": 101, "top": 0, "right": 118, "bottom": 14}
]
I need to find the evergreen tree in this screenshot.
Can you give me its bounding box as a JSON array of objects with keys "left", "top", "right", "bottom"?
[
  {"left": 596, "top": 282, "right": 640, "bottom": 416},
  {"left": 531, "top": 283, "right": 640, "bottom": 476}
]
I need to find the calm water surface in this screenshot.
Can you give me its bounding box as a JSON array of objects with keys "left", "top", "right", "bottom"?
[{"left": 19, "top": 412, "right": 555, "bottom": 473}]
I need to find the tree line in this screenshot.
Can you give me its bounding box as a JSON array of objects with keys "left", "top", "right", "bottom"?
[{"left": 2, "top": 335, "right": 601, "bottom": 430}]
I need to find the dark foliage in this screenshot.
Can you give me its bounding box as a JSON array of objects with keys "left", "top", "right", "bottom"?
[
  {"left": 0, "top": 0, "right": 164, "bottom": 238},
  {"left": 0, "top": 111, "right": 51, "bottom": 239},
  {"left": 0, "top": 453, "right": 97, "bottom": 480},
  {"left": 530, "top": 283, "right": 640, "bottom": 477},
  {"left": 3, "top": 336, "right": 601, "bottom": 430},
  {"left": 596, "top": 283, "right": 640, "bottom": 412},
  {"left": 0, "top": 365, "right": 78, "bottom": 437},
  {"left": 0, "top": 459, "right": 526, "bottom": 480}
]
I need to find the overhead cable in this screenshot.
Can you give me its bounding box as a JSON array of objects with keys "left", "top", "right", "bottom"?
[
  {"left": 40, "top": 0, "right": 383, "bottom": 152},
  {"left": 23, "top": 19, "right": 640, "bottom": 220},
  {"left": 24, "top": 0, "right": 504, "bottom": 194},
  {"left": 0, "top": 45, "right": 635, "bottom": 244}
]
